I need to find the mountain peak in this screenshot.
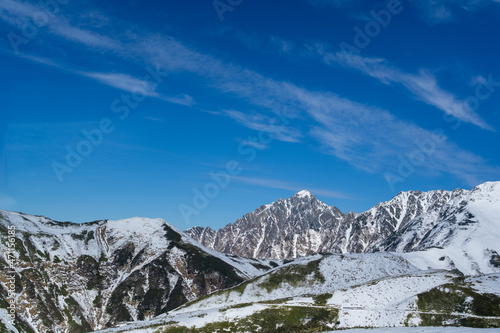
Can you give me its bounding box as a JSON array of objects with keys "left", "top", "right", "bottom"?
[
  {"left": 293, "top": 190, "right": 313, "bottom": 198},
  {"left": 473, "top": 180, "right": 500, "bottom": 193},
  {"left": 188, "top": 181, "right": 500, "bottom": 265}
]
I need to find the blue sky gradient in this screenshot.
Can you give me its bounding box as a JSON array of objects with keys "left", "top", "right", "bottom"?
[{"left": 0, "top": 0, "right": 499, "bottom": 229}]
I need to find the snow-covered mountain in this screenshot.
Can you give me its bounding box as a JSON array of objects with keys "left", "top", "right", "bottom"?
[
  {"left": 93, "top": 253, "right": 500, "bottom": 332},
  {"left": 0, "top": 211, "right": 273, "bottom": 333},
  {"left": 188, "top": 190, "right": 344, "bottom": 259},
  {"left": 186, "top": 181, "right": 500, "bottom": 275},
  {"left": 1, "top": 181, "right": 499, "bottom": 332}
]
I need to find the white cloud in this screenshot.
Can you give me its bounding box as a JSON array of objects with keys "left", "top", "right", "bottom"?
[
  {"left": 160, "top": 94, "right": 196, "bottom": 107},
  {"left": 82, "top": 72, "right": 195, "bottom": 107},
  {"left": 239, "top": 140, "right": 269, "bottom": 150},
  {"left": 145, "top": 116, "right": 165, "bottom": 122},
  {"left": 224, "top": 110, "right": 303, "bottom": 143},
  {"left": 0, "top": 0, "right": 120, "bottom": 49},
  {"left": 199, "top": 30, "right": 493, "bottom": 131},
  {"left": 1, "top": 0, "right": 498, "bottom": 186},
  {"left": 269, "top": 35, "right": 295, "bottom": 54},
  {"left": 281, "top": 82, "right": 500, "bottom": 185},
  {"left": 83, "top": 72, "right": 159, "bottom": 97},
  {"left": 304, "top": 0, "right": 500, "bottom": 24},
  {"left": 13, "top": 55, "right": 196, "bottom": 107},
  {"left": 318, "top": 51, "right": 494, "bottom": 131},
  {"left": 413, "top": 0, "right": 500, "bottom": 24}
]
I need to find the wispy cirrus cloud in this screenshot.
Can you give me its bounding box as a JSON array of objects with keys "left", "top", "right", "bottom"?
[
  {"left": 231, "top": 30, "right": 296, "bottom": 55},
  {"left": 80, "top": 72, "right": 196, "bottom": 105},
  {"left": 239, "top": 140, "right": 269, "bottom": 150},
  {"left": 412, "top": 0, "right": 500, "bottom": 24},
  {"left": 83, "top": 72, "right": 160, "bottom": 96},
  {"left": 1, "top": 0, "right": 498, "bottom": 186},
  {"left": 0, "top": 0, "right": 120, "bottom": 49},
  {"left": 224, "top": 110, "right": 303, "bottom": 143},
  {"left": 315, "top": 50, "right": 494, "bottom": 131},
  {"left": 280, "top": 82, "right": 500, "bottom": 185},
  {"left": 212, "top": 30, "right": 492, "bottom": 131},
  {"left": 135, "top": 33, "right": 499, "bottom": 184},
  {"left": 300, "top": 90, "right": 498, "bottom": 184},
  {"left": 304, "top": 0, "right": 500, "bottom": 24},
  {"left": 13, "top": 55, "right": 196, "bottom": 107}
]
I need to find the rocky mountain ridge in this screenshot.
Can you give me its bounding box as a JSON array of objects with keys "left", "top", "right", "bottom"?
[
  {"left": 0, "top": 212, "right": 272, "bottom": 333},
  {"left": 186, "top": 182, "right": 500, "bottom": 275}
]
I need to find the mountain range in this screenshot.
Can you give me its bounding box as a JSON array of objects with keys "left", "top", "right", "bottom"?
[
  {"left": 1, "top": 181, "right": 499, "bottom": 332},
  {"left": 187, "top": 182, "right": 500, "bottom": 275}
]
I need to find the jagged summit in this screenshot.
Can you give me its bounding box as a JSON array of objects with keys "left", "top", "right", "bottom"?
[
  {"left": 187, "top": 181, "right": 500, "bottom": 275},
  {"left": 293, "top": 189, "right": 314, "bottom": 198},
  {"left": 289, "top": 190, "right": 328, "bottom": 207},
  {"left": 185, "top": 187, "right": 346, "bottom": 259}
]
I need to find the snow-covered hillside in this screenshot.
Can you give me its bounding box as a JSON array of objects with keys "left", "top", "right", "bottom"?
[
  {"left": 93, "top": 254, "right": 500, "bottom": 332},
  {"left": 180, "top": 252, "right": 419, "bottom": 312},
  {"left": 0, "top": 211, "right": 273, "bottom": 332},
  {"left": 390, "top": 182, "right": 500, "bottom": 275}
]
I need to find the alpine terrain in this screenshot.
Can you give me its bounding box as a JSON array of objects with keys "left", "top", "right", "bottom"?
[
  {"left": 187, "top": 182, "right": 500, "bottom": 275},
  {"left": 1, "top": 181, "right": 499, "bottom": 332},
  {"left": 0, "top": 212, "right": 273, "bottom": 333}
]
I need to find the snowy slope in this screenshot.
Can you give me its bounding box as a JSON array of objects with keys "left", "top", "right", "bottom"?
[
  {"left": 0, "top": 210, "right": 273, "bottom": 333},
  {"left": 93, "top": 253, "right": 500, "bottom": 332},
  {"left": 394, "top": 182, "right": 500, "bottom": 275},
  {"left": 333, "top": 329, "right": 500, "bottom": 333},
  {"left": 179, "top": 252, "right": 419, "bottom": 312}
]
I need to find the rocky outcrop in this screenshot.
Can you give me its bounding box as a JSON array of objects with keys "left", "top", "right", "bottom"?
[{"left": 0, "top": 213, "right": 267, "bottom": 332}]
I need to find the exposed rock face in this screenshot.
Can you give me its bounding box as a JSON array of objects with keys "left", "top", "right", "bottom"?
[
  {"left": 184, "top": 226, "right": 216, "bottom": 249},
  {"left": 186, "top": 182, "right": 500, "bottom": 270},
  {"left": 187, "top": 190, "right": 344, "bottom": 259},
  {"left": 0, "top": 213, "right": 267, "bottom": 333},
  {"left": 186, "top": 189, "right": 448, "bottom": 259}
]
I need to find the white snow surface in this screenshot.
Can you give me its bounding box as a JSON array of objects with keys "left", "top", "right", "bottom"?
[
  {"left": 172, "top": 252, "right": 421, "bottom": 313},
  {"left": 91, "top": 251, "right": 500, "bottom": 333},
  {"left": 393, "top": 182, "right": 500, "bottom": 275},
  {"left": 465, "top": 273, "right": 500, "bottom": 296},
  {"left": 329, "top": 270, "right": 452, "bottom": 328},
  {"left": 327, "top": 328, "right": 500, "bottom": 333}
]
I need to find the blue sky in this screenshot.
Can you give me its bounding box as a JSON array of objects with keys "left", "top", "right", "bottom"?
[{"left": 0, "top": 0, "right": 499, "bottom": 230}]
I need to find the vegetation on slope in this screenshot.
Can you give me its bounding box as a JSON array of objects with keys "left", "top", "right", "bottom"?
[
  {"left": 416, "top": 277, "right": 500, "bottom": 328},
  {"left": 258, "top": 259, "right": 324, "bottom": 292},
  {"left": 155, "top": 305, "right": 339, "bottom": 333}
]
